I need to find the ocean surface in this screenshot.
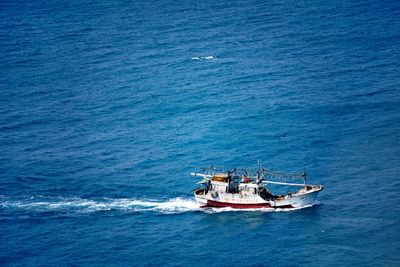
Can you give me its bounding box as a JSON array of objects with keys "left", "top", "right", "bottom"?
[{"left": 1, "top": 0, "right": 400, "bottom": 266}]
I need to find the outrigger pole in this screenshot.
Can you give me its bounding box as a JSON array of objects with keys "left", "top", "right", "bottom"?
[
  {"left": 261, "top": 180, "right": 305, "bottom": 187},
  {"left": 191, "top": 173, "right": 307, "bottom": 187},
  {"left": 192, "top": 163, "right": 308, "bottom": 187},
  {"left": 190, "top": 172, "right": 212, "bottom": 179}
]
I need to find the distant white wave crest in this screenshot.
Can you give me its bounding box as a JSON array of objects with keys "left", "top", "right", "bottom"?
[
  {"left": 0, "top": 196, "right": 319, "bottom": 214},
  {"left": 191, "top": 55, "right": 217, "bottom": 61}
]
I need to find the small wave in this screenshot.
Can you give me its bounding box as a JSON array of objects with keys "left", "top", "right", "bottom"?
[
  {"left": 191, "top": 55, "right": 217, "bottom": 61},
  {"left": 0, "top": 196, "right": 319, "bottom": 215}
]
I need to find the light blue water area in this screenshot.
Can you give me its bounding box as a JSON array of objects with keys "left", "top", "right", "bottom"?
[{"left": 1, "top": 0, "right": 400, "bottom": 266}]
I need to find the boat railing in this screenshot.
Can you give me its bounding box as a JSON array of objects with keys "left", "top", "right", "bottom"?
[{"left": 193, "top": 167, "right": 307, "bottom": 183}]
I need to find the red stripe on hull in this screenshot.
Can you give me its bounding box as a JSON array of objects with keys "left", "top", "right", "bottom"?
[{"left": 204, "top": 200, "right": 293, "bottom": 209}]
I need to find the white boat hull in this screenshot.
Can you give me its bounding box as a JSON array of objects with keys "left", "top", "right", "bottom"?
[{"left": 194, "top": 186, "right": 322, "bottom": 209}]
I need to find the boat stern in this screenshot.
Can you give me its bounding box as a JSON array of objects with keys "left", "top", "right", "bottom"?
[{"left": 194, "top": 188, "right": 208, "bottom": 208}]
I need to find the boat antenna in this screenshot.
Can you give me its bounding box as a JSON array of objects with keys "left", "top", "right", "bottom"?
[
  {"left": 257, "top": 159, "right": 262, "bottom": 182},
  {"left": 302, "top": 168, "right": 307, "bottom": 186},
  {"left": 205, "top": 163, "right": 214, "bottom": 176}
]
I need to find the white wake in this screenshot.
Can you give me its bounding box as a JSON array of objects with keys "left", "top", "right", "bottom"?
[
  {"left": 0, "top": 196, "right": 319, "bottom": 214},
  {"left": 0, "top": 196, "right": 200, "bottom": 214}
]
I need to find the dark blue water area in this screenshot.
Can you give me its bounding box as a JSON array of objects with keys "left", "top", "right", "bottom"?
[{"left": 1, "top": 0, "right": 400, "bottom": 266}]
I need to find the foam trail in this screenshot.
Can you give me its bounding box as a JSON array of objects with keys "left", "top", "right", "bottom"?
[
  {"left": 0, "top": 196, "right": 319, "bottom": 214},
  {"left": 0, "top": 196, "right": 200, "bottom": 214},
  {"left": 203, "top": 203, "right": 318, "bottom": 213}
]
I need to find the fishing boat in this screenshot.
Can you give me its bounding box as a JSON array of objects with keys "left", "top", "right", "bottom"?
[{"left": 192, "top": 161, "right": 323, "bottom": 209}]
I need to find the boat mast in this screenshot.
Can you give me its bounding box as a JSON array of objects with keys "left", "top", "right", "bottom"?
[
  {"left": 257, "top": 158, "right": 263, "bottom": 183},
  {"left": 302, "top": 168, "right": 307, "bottom": 186}
]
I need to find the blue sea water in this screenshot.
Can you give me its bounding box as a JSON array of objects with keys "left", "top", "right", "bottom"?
[{"left": 1, "top": 0, "right": 400, "bottom": 266}]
